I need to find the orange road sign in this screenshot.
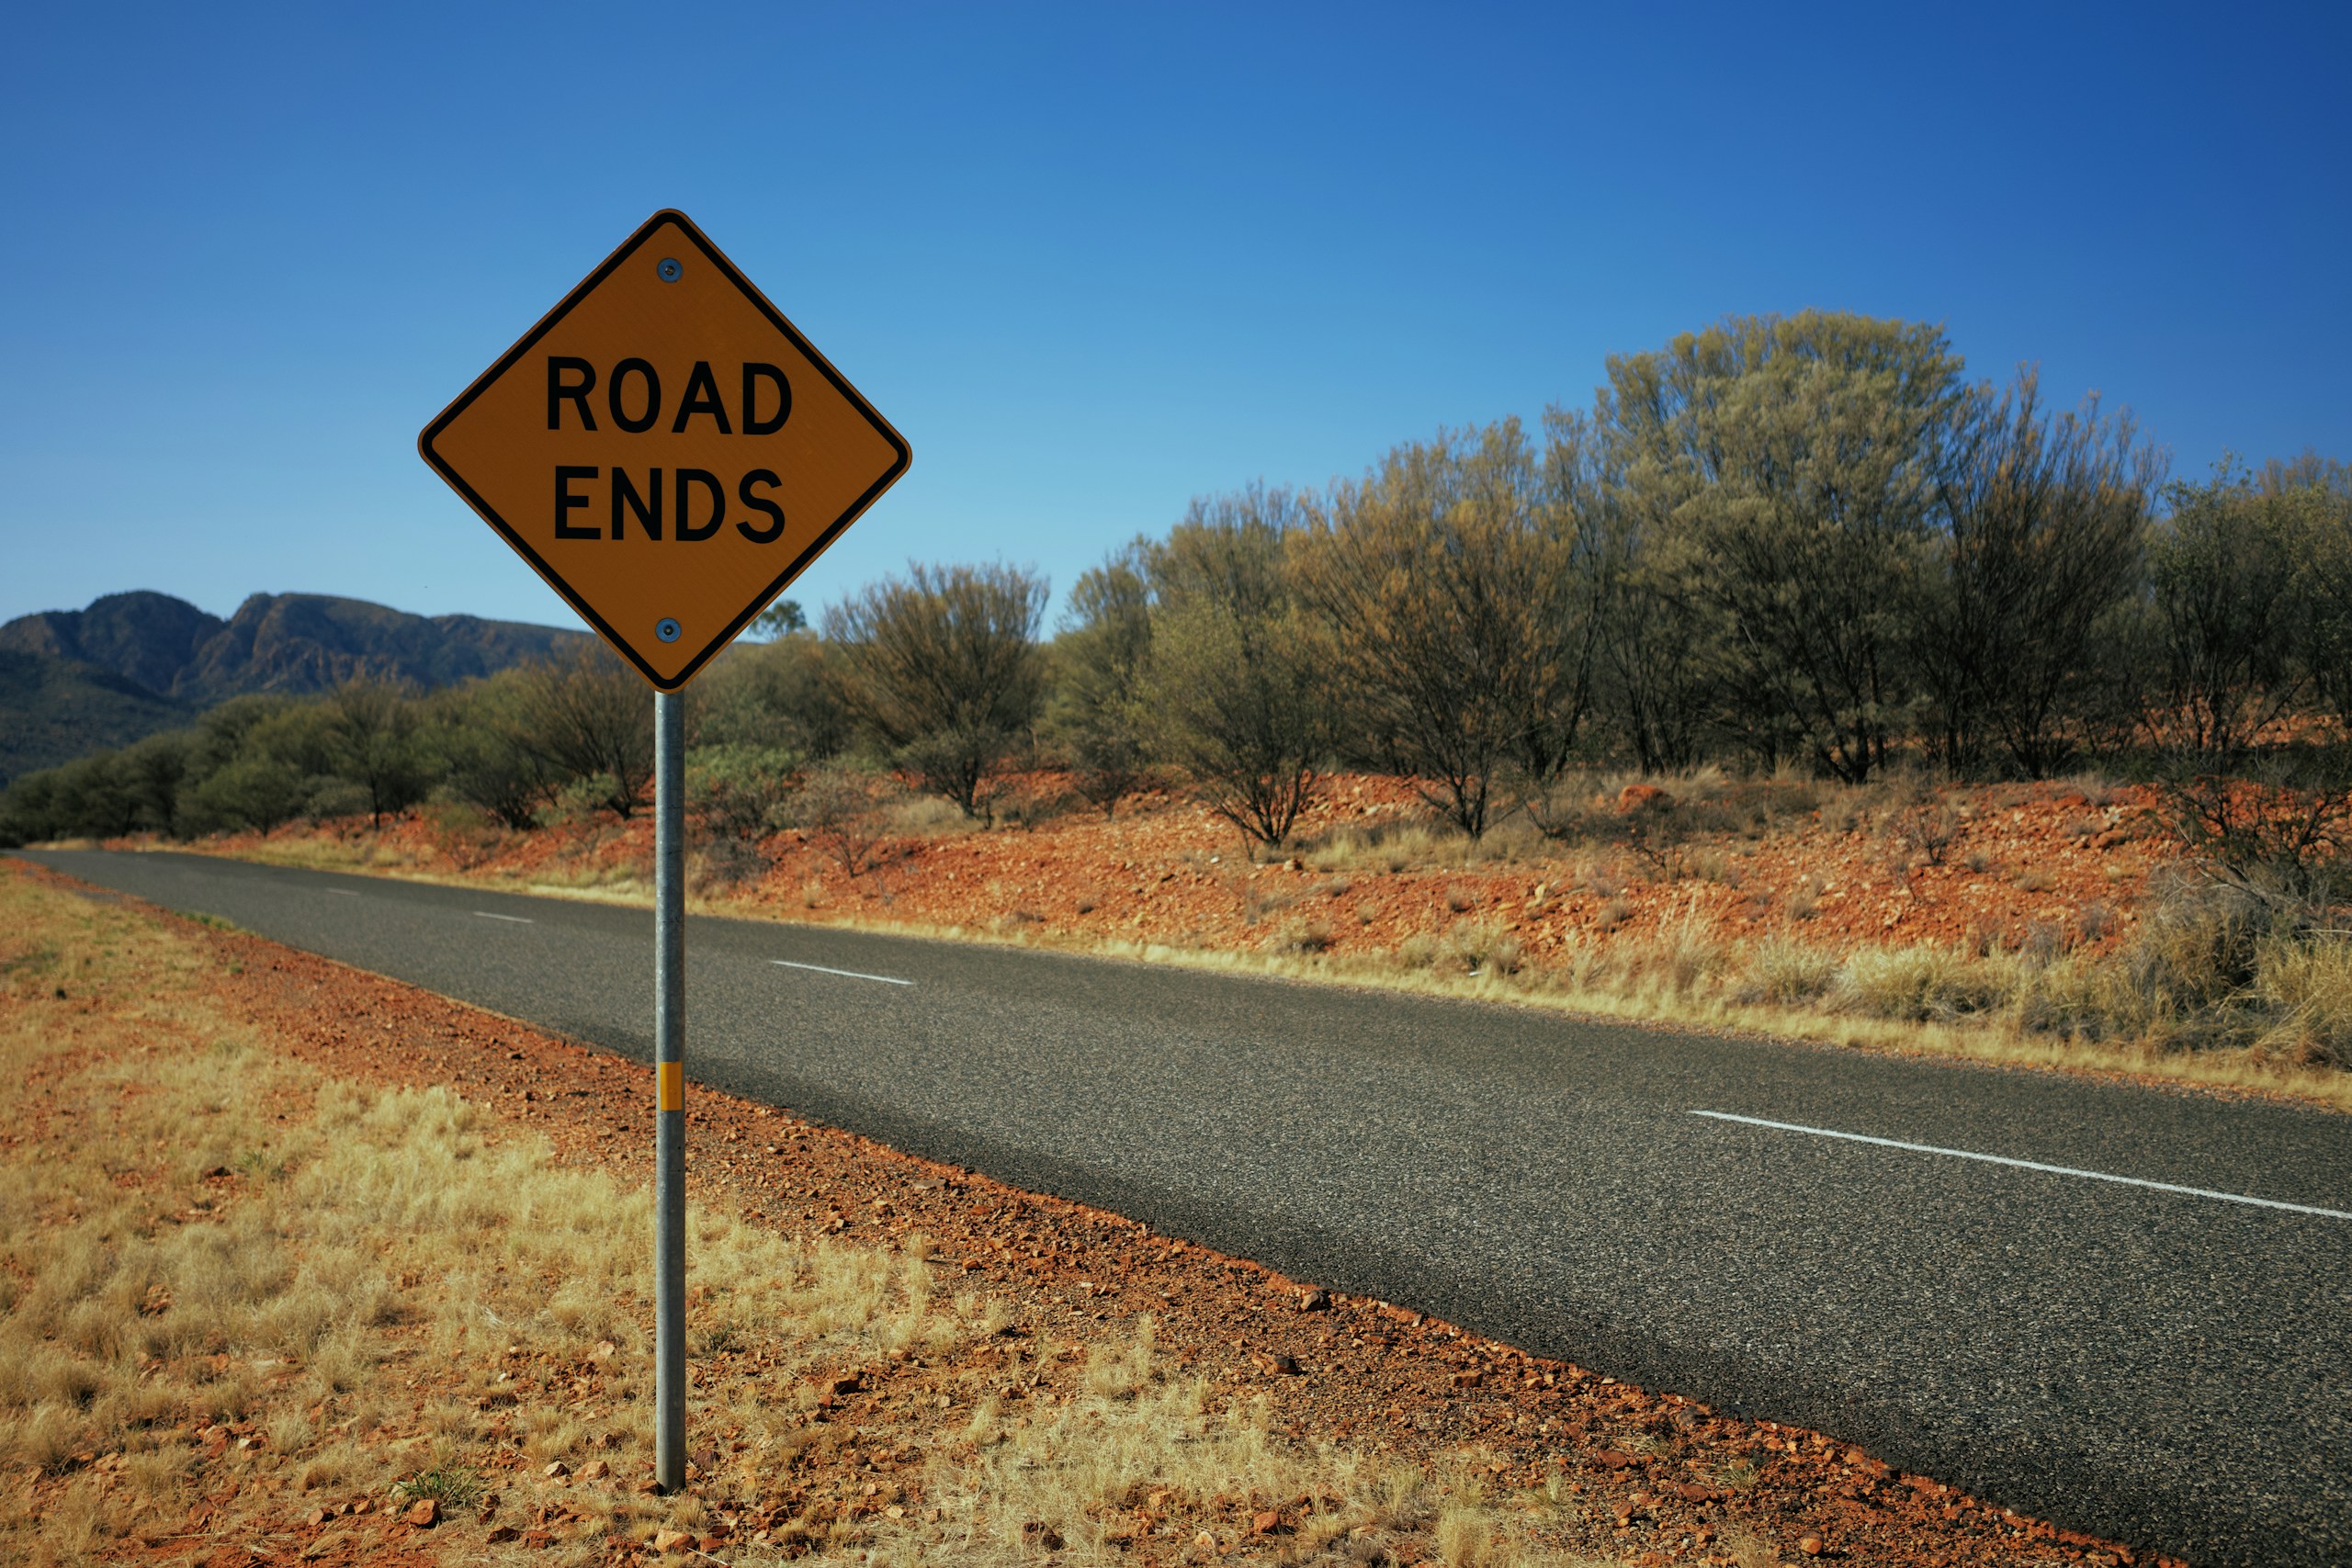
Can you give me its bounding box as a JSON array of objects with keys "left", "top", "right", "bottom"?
[{"left": 419, "top": 209, "right": 910, "bottom": 689}]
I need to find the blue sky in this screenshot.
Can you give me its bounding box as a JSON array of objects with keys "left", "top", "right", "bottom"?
[{"left": 4, "top": 2, "right": 2346, "bottom": 636}]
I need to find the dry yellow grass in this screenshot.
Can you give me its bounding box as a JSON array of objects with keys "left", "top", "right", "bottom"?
[{"left": 0, "top": 866, "right": 1626, "bottom": 1567}]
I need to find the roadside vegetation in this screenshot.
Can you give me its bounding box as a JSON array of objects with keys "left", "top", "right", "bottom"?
[{"left": 6, "top": 310, "right": 2352, "bottom": 1107}]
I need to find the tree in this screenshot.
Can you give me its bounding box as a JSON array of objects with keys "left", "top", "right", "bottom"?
[
  {"left": 513, "top": 645, "right": 656, "bottom": 818},
  {"left": 1575, "top": 399, "right": 1720, "bottom": 774},
  {"left": 326, "top": 679, "right": 429, "bottom": 828},
  {"left": 1601, "top": 312, "right": 1972, "bottom": 781},
  {"left": 1140, "top": 486, "right": 1331, "bottom": 848},
  {"left": 119, "top": 732, "right": 191, "bottom": 836},
  {"left": 2266, "top": 454, "right": 2352, "bottom": 734},
  {"left": 1912, "top": 369, "right": 2160, "bottom": 775},
  {"left": 826, "top": 562, "right": 1047, "bottom": 818},
  {"left": 427, "top": 673, "right": 556, "bottom": 829},
  {"left": 2140, "top": 461, "right": 2306, "bottom": 761},
  {"left": 695, "top": 629, "right": 852, "bottom": 761},
  {"left": 1047, "top": 543, "right": 1155, "bottom": 817},
  {"left": 1300, "top": 421, "right": 1597, "bottom": 837},
  {"left": 750, "top": 598, "right": 807, "bottom": 637},
  {"left": 174, "top": 696, "right": 339, "bottom": 834}
]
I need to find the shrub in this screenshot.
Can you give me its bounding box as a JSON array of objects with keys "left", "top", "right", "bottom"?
[
  {"left": 1740, "top": 936, "right": 1838, "bottom": 1004},
  {"left": 1267, "top": 916, "right": 1335, "bottom": 955},
  {"left": 511, "top": 645, "right": 654, "bottom": 818},
  {"left": 1838, "top": 946, "right": 2004, "bottom": 1021},
  {"left": 2252, "top": 933, "right": 2352, "bottom": 1067},
  {"left": 2129, "top": 873, "right": 2265, "bottom": 1010},
  {"left": 1443, "top": 919, "right": 1521, "bottom": 975},
  {"left": 1137, "top": 487, "right": 1330, "bottom": 848},
  {"left": 791, "top": 762, "right": 900, "bottom": 879},
  {"left": 827, "top": 562, "right": 1047, "bottom": 819}
]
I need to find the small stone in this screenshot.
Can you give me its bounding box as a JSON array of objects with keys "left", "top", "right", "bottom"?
[
  {"left": 522, "top": 1529, "right": 554, "bottom": 1549},
  {"left": 1618, "top": 783, "right": 1670, "bottom": 814},
  {"left": 1251, "top": 1509, "right": 1284, "bottom": 1536},
  {"left": 652, "top": 1527, "right": 691, "bottom": 1552},
  {"left": 1799, "top": 1536, "right": 1823, "bottom": 1557},
  {"left": 581, "top": 1460, "right": 610, "bottom": 1481},
  {"left": 303, "top": 1507, "right": 329, "bottom": 1528},
  {"left": 405, "top": 1498, "right": 439, "bottom": 1529},
  {"left": 592, "top": 1340, "right": 618, "bottom": 1361},
  {"left": 1194, "top": 1530, "right": 1218, "bottom": 1550},
  {"left": 697, "top": 1537, "right": 727, "bottom": 1552},
  {"left": 544, "top": 1461, "right": 570, "bottom": 1479},
  {"left": 487, "top": 1526, "right": 519, "bottom": 1543}
]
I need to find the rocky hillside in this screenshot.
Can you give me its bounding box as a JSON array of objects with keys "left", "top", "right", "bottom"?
[{"left": 0, "top": 590, "right": 586, "bottom": 784}]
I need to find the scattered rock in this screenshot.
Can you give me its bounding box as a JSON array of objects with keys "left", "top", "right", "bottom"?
[
  {"left": 486, "top": 1525, "right": 518, "bottom": 1542},
  {"left": 543, "top": 1461, "right": 570, "bottom": 1479},
  {"left": 580, "top": 1459, "right": 611, "bottom": 1481},
  {"left": 652, "top": 1527, "right": 691, "bottom": 1553},
  {"left": 404, "top": 1498, "right": 439, "bottom": 1529},
  {"left": 1798, "top": 1535, "right": 1823, "bottom": 1557},
  {"left": 1251, "top": 1509, "right": 1287, "bottom": 1536},
  {"left": 1618, "top": 783, "right": 1671, "bottom": 814},
  {"left": 1298, "top": 1287, "right": 1330, "bottom": 1312}
]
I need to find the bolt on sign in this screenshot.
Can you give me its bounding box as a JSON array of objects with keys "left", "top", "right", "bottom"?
[{"left": 419, "top": 209, "right": 910, "bottom": 688}]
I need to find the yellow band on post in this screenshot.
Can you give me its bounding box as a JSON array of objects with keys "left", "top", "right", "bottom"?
[{"left": 657, "top": 1061, "right": 683, "bottom": 1112}]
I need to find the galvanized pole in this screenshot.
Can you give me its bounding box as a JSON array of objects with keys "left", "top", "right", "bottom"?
[{"left": 653, "top": 689, "right": 686, "bottom": 1493}]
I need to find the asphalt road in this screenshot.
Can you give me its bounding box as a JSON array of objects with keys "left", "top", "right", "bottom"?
[{"left": 17, "top": 847, "right": 2351, "bottom": 1566}]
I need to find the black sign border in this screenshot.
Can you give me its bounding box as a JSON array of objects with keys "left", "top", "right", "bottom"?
[{"left": 418, "top": 209, "right": 912, "bottom": 691}]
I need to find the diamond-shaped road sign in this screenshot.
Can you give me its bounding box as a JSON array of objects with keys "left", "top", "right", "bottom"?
[{"left": 419, "top": 209, "right": 910, "bottom": 688}]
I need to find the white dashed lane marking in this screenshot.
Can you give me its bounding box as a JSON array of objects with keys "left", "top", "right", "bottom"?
[
  {"left": 1691, "top": 1110, "right": 2352, "bottom": 1221},
  {"left": 771, "top": 959, "right": 913, "bottom": 987}
]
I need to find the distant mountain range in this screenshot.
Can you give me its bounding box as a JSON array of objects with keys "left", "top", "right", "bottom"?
[{"left": 0, "top": 591, "right": 587, "bottom": 785}]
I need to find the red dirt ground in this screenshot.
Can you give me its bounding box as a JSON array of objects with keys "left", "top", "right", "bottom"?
[{"left": 194, "top": 773, "right": 2167, "bottom": 972}]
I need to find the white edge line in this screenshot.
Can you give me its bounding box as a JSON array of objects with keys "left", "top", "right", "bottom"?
[
  {"left": 472, "top": 910, "right": 534, "bottom": 924},
  {"left": 324, "top": 889, "right": 360, "bottom": 897},
  {"left": 771, "top": 958, "right": 914, "bottom": 987},
  {"left": 1690, "top": 1110, "right": 2352, "bottom": 1222}
]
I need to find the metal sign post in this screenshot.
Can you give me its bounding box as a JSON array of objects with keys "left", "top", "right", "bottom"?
[
  {"left": 416, "top": 209, "right": 909, "bottom": 1494},
  {"left": 652, "top": 689, "right": 686, "bottom": 1492}
]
